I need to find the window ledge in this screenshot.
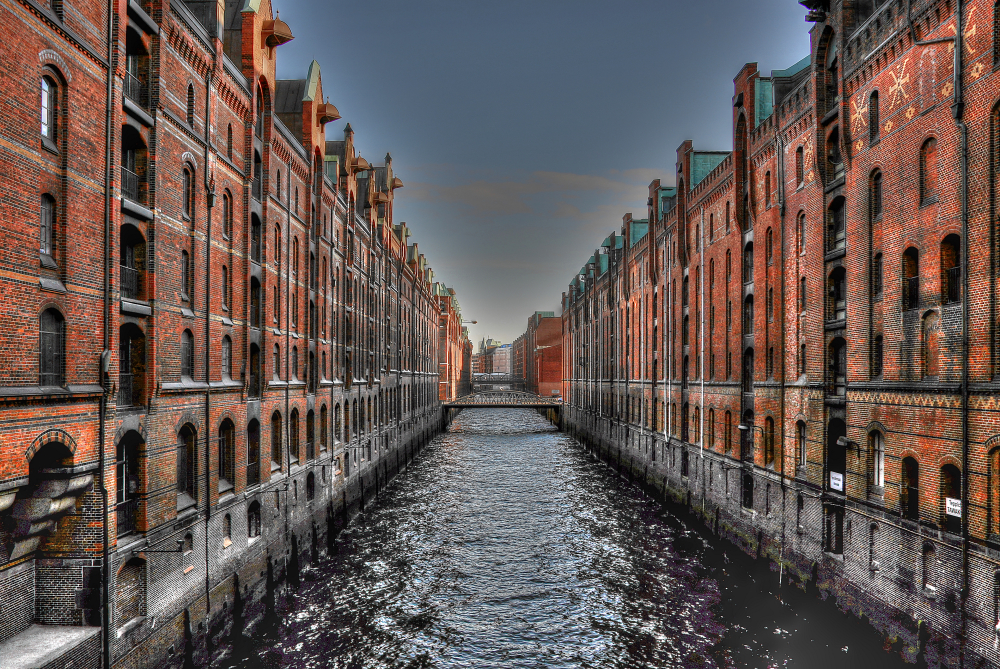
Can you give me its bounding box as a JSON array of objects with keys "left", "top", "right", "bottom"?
[
  {"left": 824, "top": 247, "right": 847, "bottom": 262},
  {"left": 116, "top": 616, "right": 146, "bottom": 639},
  {"left": 39, "top": 276, "right": 66, "bottom": 293},
  {"left": 122, "top": 96, "right": 154, "bottom": 127},
  {"left": 176, "top": 494, "right": 197, "bottom": 515},
  {"left": 121, "top": 298, "right": 151, "bottom": 316},
  {"left": 161, "top": 380, "right": 209, "bottom": 392},
  {"left": 181, "top": 307, "right": 195, "bottom": 319},
  {"left": 221, "top": 316, "right": 234, "bottom": 326},
  {"left": 127, "top": 0, "right": 159, "bottom": 34},
  {"left": 121, "top": 197, "right": 153, "bottom": 221},
  {"left": 40, "top": 254, "right": 58, "bottom": 270}
]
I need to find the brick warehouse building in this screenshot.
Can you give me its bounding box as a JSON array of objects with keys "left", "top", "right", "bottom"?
[
  {"left": 0, "top": 0, "right": 467, "bottom": 667},
  {"left": 512, "top": 311, "right": 562, "bottom": 398},
  {"left": 562, "top": 0, "right": 1000, "bottom": 664}
]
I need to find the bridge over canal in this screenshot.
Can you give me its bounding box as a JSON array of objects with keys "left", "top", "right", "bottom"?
[{"left": 442, "top": 391, "right": 562, "bottom": 422}]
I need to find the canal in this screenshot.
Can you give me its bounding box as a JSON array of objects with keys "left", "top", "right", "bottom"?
[{"left": 231, "top": 409, "right": 911, "bottom": 668}]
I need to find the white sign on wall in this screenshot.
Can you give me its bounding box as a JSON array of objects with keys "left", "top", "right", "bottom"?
[
  {"left": 946, "top": 497, "right": 962, "bottom": 518},
  {"left": 830, "top": 472, "right": 844, "bottom": 492}
]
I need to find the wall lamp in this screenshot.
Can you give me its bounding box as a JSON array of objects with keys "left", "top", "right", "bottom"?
[{"left": 837, "top": 435, "right": 861, "bottom": 458}]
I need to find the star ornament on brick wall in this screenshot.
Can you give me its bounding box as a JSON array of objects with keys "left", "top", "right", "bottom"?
[
  {"left": 884, "top": 120, "right": 894, "bottom": 134},
  {"left": 887, "top": 58, "right": 911, "bottom": 110},
  {"left": 941, "top": 82, "right": 954, "bottom": 98},
  {"left": 851, "top": 98, "right": 869, "bottom": 129},
  {"left": 855, "top": 139, "right": 865, "bottom": 153},
  {"left": 906, "top": 107, "right": 916, "bottom": 121},
  {"left": 970, "top": 62, "right": 986, "bottom": 81}
]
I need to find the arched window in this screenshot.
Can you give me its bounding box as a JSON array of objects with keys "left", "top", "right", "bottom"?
[
  {"left": 903, "top": 247, "right": 920, "bottom": 310},
  {"left": 289, "top": 408, "right": 299, "bottom": 464},
  {"left": 765, "top": 228, "right": 773, "bottom": 264},
  {"left": 825, "top": 32, "right": 839, "bottom": 112},
  {"left": 186, "top": 84, "right": 195, "bottom": 127},
  {"left": 797, "top": 421, "right": 807, "bottom": 469},
  {"left": 39, "top": 308, "right": 64, "bottom": 386},
  {"left": 870, "top": 169, "right": 883, "bottom": 220},
  {"left": 40, "top": 193, "right": 56, "bottom": 258},
  {"left": 869, "top": 431, "right": 885, "bottom": 488},
  {"left": 902, "top": 456, "right": 920, "bottom": 520},
  {"left": 920, "top": 138, "right": 938, "bottom": 204},
  {"left": 221, "top": 335, "right": 232, "bottom": 379},
  {"left": 872, "top": 333, "right": 883, "bottom": 378},
  {"left": 798, "top": 212, "right": 806, "bottom": 254},
  {"left": 221, "top": 265, "right": 229, "bottom": 310},
  {"left": 941, "top": 464, "right": 962, "bottom": 533},
  {"left": 941, "top": 234, "right": 961, "bottom": 304},
  {"left": 181, "top": 329, "right": 194, "bottom": 379},
  {"left": 182, "top": 165, "right": 194, "bottom": 219},
  {"left": 227, "top": 123, "right": 233, "bottom": 159},
  {"left": 320, "top": 405, "right": 328, "bottom": 452},
  {"left": 247, "top": 419, "right": 260, "bottom": 486},
  {"left": 828, "top": 267, "right": 846, "bottom": 321},
  {"left": 708, "top": 408, "right": 715, "bottom": 449},
  {"left": 743, "top": 242, "right": 754, "bottom": 283},
  {"left": 829, "top": 338, "right": 847, "bottom": 396},
  {"left": 764, "top": 416, "right": 776, "bottom": 467},
  {"left": 922, "top": 311, "right": 940, "bottom": 378},
  {"left": 306, "top": 472, "right": 315, "bottom": 501},
  {"left": 827, "top": 197, "right": 846, "bottom": 251},
  {"left": 115, "top": 558, "right": 146, "bottom": 627},
  {"left": 869, "top": 91, "right": 880, "bottom": 142},
  {"left": 177, "top": 424, "right": 196, "bottom": 504},
  {"left": 41, "top": 75, "right": 58, "bottom": 142},
  {"left": 181, "top": 249, "right": 192, "bottom": 300},
  {"left": 222, "top": 191, "right": 232, "bottom": 240},
  {"left": 827, "top": 127, "right": 844, "bottom": 182},
  {"left": 764, "top": 172, "right": 771, "bottom": 208},
  {"left": 725, "top": 201, "right": 731, "bottom": 232},
  {"left": 742, "top": 296, "right": 754, "bottom": 334},
  {"left": 306, "top": 409, "right": 315, "bottom": 460},
  {"left": 795, "top": 146, "right": 804, "bottom": 185},
  {"left": 247, "top": 501, "right": 261, "bottom": 539},
  {"left": 872, "top": 253, "right": 883, "bottom": 300},
  {"left": 218, "top": 419, "right": 235, "bottom": 491},
  {"left": 291, "top": 346, "right": 299, "bottom": 380},
  {"left": 334, "top": 403, "right": 342, "bottom": 443},
  {"left": 799, "top": 343, "right": 807, "bottom": 376},
  {"left": 922, "top": 542, "right": 936, "bottom": 591},
  {"left": 272, "top": 344, "right": 280, "bottom": 380},
  {"left": 250, "top": 277, "right": 261, "bottom": 328},
  {"left": 270, "top": 412, "right": 282, "bottom": 469}
]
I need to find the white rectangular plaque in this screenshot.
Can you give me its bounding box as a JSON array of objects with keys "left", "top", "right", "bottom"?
[
  {"left": 946, "top": 497, "right": 962, "bottom": 518},
  {"left": 830, "top": 471, "right": 844, "bottom": 492}
]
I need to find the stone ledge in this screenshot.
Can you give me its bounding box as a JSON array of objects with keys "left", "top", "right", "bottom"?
[{"left": 0, "top": 624, "right": 100, "bottom": 669}]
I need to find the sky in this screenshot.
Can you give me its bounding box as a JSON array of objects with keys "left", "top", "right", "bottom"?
[{"left": 274, "top": 0, "right": 812, "bottom": 345}]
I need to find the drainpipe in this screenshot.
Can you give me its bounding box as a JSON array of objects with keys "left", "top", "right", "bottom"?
[
  {"left": 101, "top": 1, "right": 115, "bottom": 666},
  {"left": 202, "top": 71, "right": 216, "bottom": 638},
  {"left": 700, "top": 208, "right": 705, "bottom": 466},
  {"left": 952, "top": 0, "right": 969, "bottom": 664},
  {"left": 667, "top": 232, "right": 672, "bottom": 441},
  {"left": 776, "top": 125, "right": 787, "bottom": 590}
]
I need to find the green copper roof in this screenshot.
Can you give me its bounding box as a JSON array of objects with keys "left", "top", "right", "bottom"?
[
  {"left": 755, "top": 78, "right": 773, "bottom": 128},
  {"left": 241, "top": 0, "right": 261, "bottom": 13},
  {"left": 690, "top": 152, "right": 729, "bottom": 189},
  {"left": 629, "top": 220, "right": 648, "bottom": 247},
  {"left": 599, "top": 253, "right": 609, "bottom": 275},
  {"left": 773, "top": 55, "right": 810, "bottom": 79},
  {"left": 303, "top": 61, "right": 321, "bottom": 102}
]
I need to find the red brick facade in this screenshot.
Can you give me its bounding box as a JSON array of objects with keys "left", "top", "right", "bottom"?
[
  {"left": 562, "top": 0, "right": 1000, "bottom": 664},
  {"left": 0, "top": 1, "right": 464, "bottom": 667}
]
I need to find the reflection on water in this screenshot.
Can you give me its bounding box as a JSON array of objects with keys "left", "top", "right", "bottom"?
[{"left": 230, "top": 409, "right": 909, "bottom": 669}]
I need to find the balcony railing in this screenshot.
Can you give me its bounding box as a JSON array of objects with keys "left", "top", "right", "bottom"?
[
  {"left": 903, "top": 277, "right": 919, "bottom": 310},
  {"left": 246, "top": 461, "right": 260, "bottom": 487},
  {"left": 944, "top": 267, "right": 961, "bottom": 304},
  {"left": 116, "top": 498, "right": 138, "bottom": 537},
  {"left": 306, "top": 441, "right": 315, "bottom": 461},
  {"left": 123, "top": 71, "right": 149, "bottom": 109},
  {"left": 251, "top": 227, "right": 262, "bottom": 264},
  {"left": 120, "top": 265, "right": 141, "bottom": 300},
  {"left": 252, "top": 174, "right": 262, "bottom": 202},
  {"left": 122, "top": 167, "right": 143, "bottom": 204},
  {"left": 118, "top": 372, "right": 143, "bottom": 407}
]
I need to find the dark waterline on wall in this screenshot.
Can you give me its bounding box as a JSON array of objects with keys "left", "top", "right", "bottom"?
[{"left": 224, "top": 409, "right": 912, "bottom": 668}]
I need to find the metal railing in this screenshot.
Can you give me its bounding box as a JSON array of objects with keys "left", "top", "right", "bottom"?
[
  {"left": 306, "top": 441, "right": 315, "bottom": 461},
  {"left": 246, "top": 461, "right": 260, "bottom": 487},
  {"left": 903, "top": 277, "right": 919, "bottom": 310},
  {"left": 123, "top": 71, "right": 149, "bottom": 109},
  {"left": 121, "top": 167, "right": 143, "bottom": 203},
  {"left": 120, "top": 265, "right": 141, "bottom": 300},
  {"left": 248, "top": 373, "right": 260, "bottom": 398},
  {"left": 251, "top": 227, "right": 262, "bottom": 263},
  {"left": 945, "top": 267, "right": 961, "bottom": 304},
  {"left": 118, "top": 372, "right": 142, "bottom": 407},
  {"left": 116, "top": 498, "right": 138, "bottom": 536},
  {"left": 252, "top": 174, "right": 262, "bottom": 202}
]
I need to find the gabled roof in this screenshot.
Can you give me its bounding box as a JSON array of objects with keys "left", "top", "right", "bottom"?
[{"left": 690, "top": 152, "right": 729, "bottom": 189}]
